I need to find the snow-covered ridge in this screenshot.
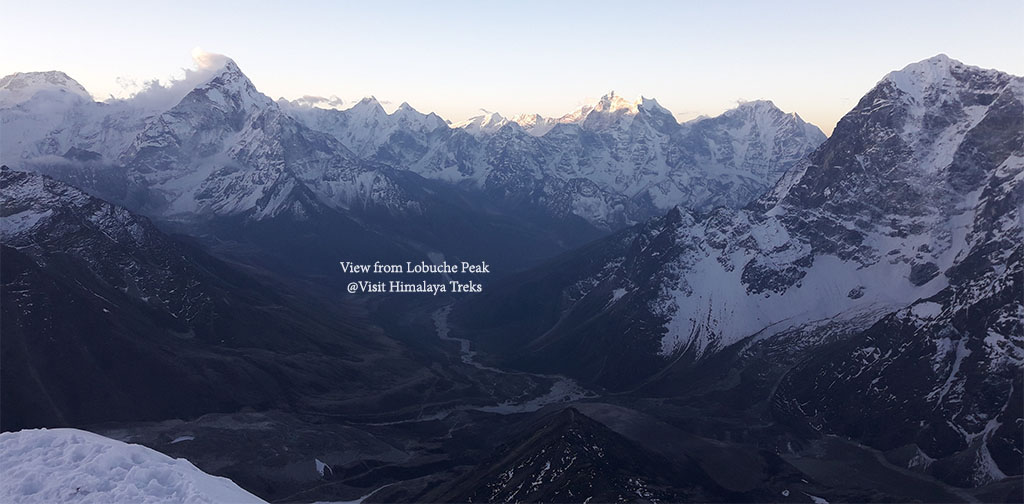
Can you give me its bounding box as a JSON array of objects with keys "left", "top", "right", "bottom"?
[
  {"left": 452, "top": 109, "right": 512, "bottom": 136},
  {"left": 1, "top": 54, "right": 826, "bottom": 226},
  {"left": 0, "top": 428, "right": 265, "bottom": 503},
  {"left": 460, "top": 92, "right": 671, "bottom": 137},
  {"left": 0, "top": 71, "right": 92, "bottom": 107},
  {"left": 881, "top": 53, "right": 1006, "bottom": 105},
  {"left": 7, "top": 53, "right": 1011, "bottom": 229}
]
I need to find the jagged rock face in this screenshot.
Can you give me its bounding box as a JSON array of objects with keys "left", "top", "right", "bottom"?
[
  {"left": 772, "top": 87, "right": 1024, "bottom": 485},
  {"left": 0, "top": 168, "right": 335, "bottom": 347},
  {"left": 776, "top": 245, "right": 1023, "bottom": 487},
  {"left": 1, "top": 168, "right": 218, "bottom": 327},
  {"left": 759, "top": 56, "right": 1022, "bottom": 267}
]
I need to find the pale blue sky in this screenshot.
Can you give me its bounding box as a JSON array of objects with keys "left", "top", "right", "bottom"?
[{"left": 2, "top": 0, "right": 1021, "bottom": 133}]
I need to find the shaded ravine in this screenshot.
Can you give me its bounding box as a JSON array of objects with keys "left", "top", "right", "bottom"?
[
  {"left": 432, "top": 305, "right": 597, "bottom": 413},
  {"left": 359, "top": 306, "right": 596, "bottom": 427}
]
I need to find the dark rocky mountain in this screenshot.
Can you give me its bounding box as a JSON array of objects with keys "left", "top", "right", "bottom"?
[
  {"left": 0, "top": 167, "right": 431, "bottom": 431},
  {"left": 424, "top": 407, "right": 699, "bottom": 503},
  {"left": 775, "top": 245, "right": 1022, "bottom": 487},
  {"left": 422, "top": 406, "right": 779, "bottom": 503}
]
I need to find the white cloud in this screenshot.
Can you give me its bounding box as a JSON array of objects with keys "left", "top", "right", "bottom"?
[{"left": 107, "top": 48, "right": 232, "bottom": 111}]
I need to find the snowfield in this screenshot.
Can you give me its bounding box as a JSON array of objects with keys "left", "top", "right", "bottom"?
[{"left": 0, "top": 428, "right": 265, "bottom": 503}]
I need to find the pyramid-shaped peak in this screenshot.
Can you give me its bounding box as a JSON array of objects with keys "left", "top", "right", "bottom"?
[
  {"left": 392, "top": 101, "right": 426, "bottom": 117},
  {"left": 346, "top": 96, "right": 388, "bottom": 120},
  {"left": 639, "top": 96, "right": 670, "bottom": 114},
  {"left": 192, "top": 56, "right": 259, "bottom": 95}
]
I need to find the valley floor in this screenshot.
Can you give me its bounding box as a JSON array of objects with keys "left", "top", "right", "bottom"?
[{"left": 65, "top": 297, "right": 1021, "bottom": 503}]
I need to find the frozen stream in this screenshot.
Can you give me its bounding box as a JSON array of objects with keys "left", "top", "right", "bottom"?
[
  {"left": 432, "top": 305, "right": 596, "bottom": 414},
  {"left": 362, "top": 307, "right": 595, "bottom": 426}
]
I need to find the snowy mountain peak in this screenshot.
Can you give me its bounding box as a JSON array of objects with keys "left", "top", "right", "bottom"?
[
  {"left": 0, "top": 70, "right": 92, "bottom": 106},
  {"left": 189, "top": 58, "right": 258, "bottom": 95},
  {"left": 553, "top": 92, "right": 640, "bottom": 127},
  {"left": 191, "top": 57, "right": 249, "bottom": 91},
  {"left": 727, "top": 99, "right": 782, "bottom": 116},
  {"left": 358, "top": 95, "right": 382, "bottom": 106},
  {"left": 557, "top": 103, "right": 594, "bottom": 124},
  {"left": 761, "top": 52, "right": 1021, "bottom": 232},
  {"left": 712, "top": 100, "right": 825, "bottom": 143},
  {"left": 172, "top": 57, "right": 272, "bottom": 120},
  {"left": 507, "top": 113, "right": 559, "bottom": 137},
  {"left": 217, "top": 57, "right": 242, "bottom": 74},
  {"left": 593, "top": 91, "right": 639, "bottom": 114},
  {"left": 880, "top": 54, "right": 1010, "bottom": 106},
  {"left": 886, "top": 53, "right": 957, "bottom": 80},
  {"left": 638, "top": 96, "right": 668, "bottom": 114},
  {"left": 512, "top": 112, "right": 543, "bottom": 124},
  {"left": 454, "top": 109, "right": 510, "bottom": 136},
  {"left": 391, "top": 102, "right": 448, "bottom": 132},
  {"left": 391, "top": 101, "right": 421, "bottom": 118},
  {"left": 349, "top": 96, "right": 387, "bottom": 117},
  {"left": 571, "top": 92, "right": 641, "bottom": 131}
]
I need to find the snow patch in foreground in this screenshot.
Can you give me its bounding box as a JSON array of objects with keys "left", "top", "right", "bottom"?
[{"left": 0, "top": 428, "right": 265, "bottom": 503}]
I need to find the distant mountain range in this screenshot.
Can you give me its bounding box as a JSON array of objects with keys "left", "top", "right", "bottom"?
[{"left": 1, "top": 61, "right": 823, "bottom": 230}]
